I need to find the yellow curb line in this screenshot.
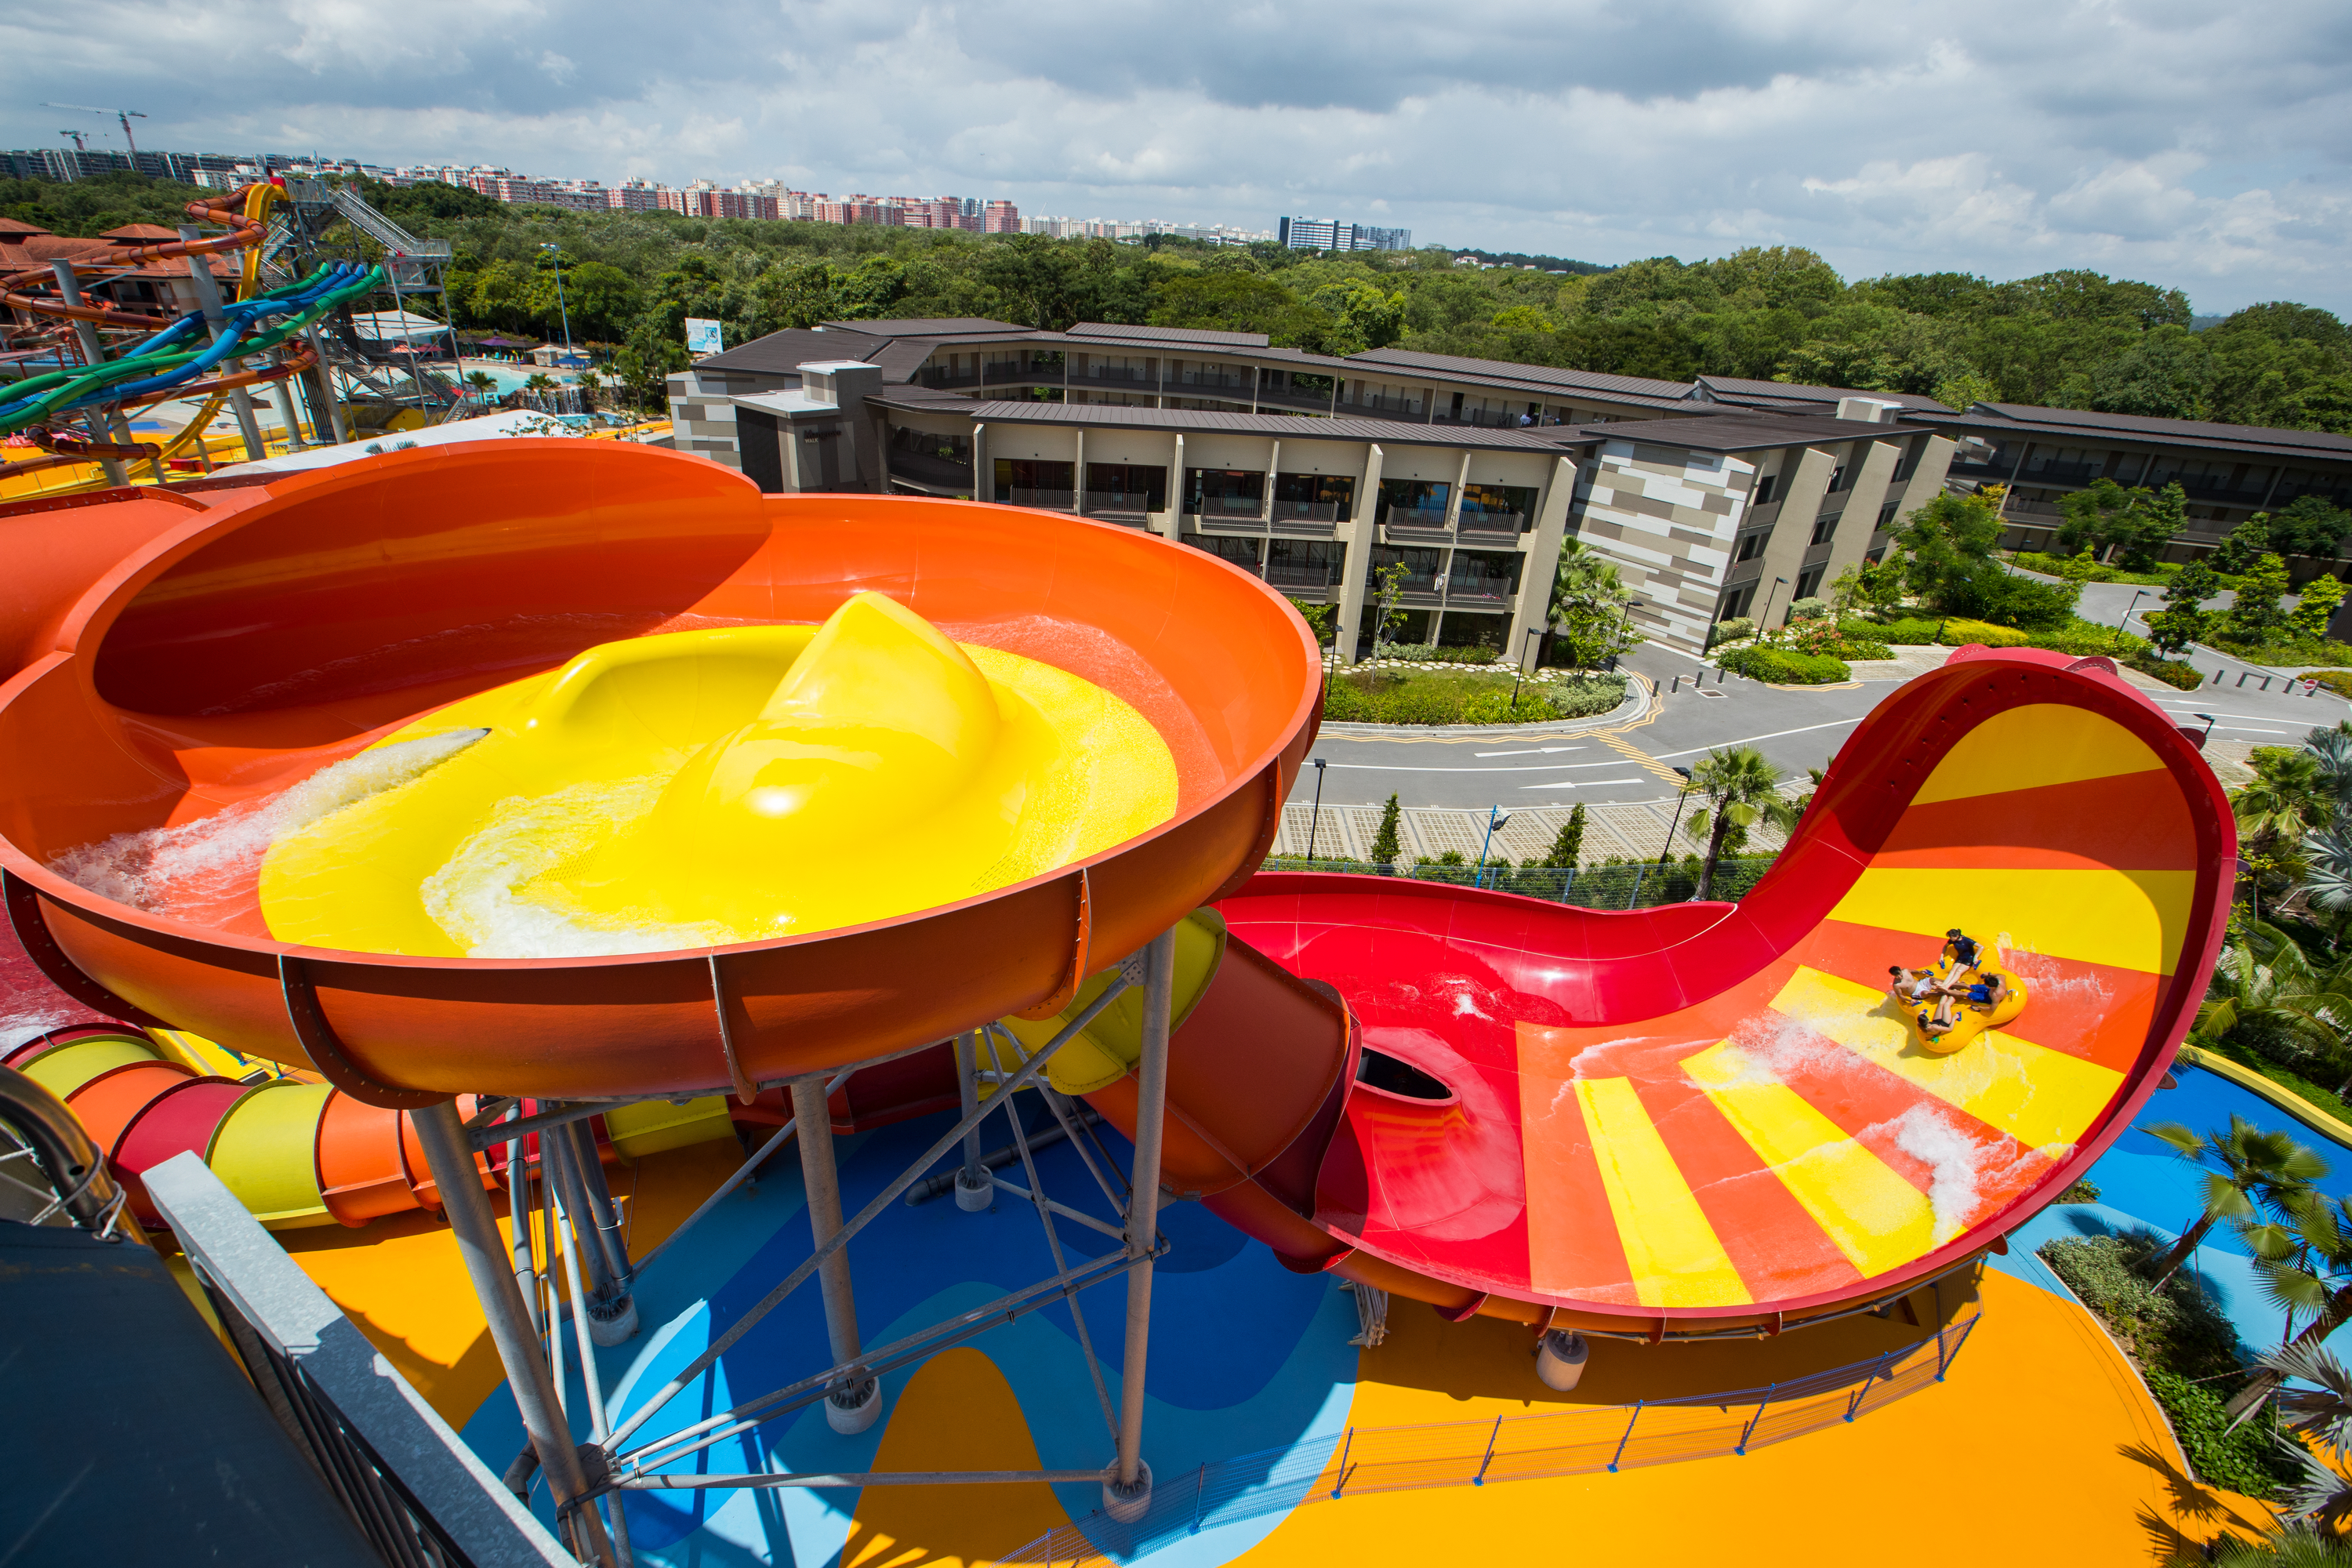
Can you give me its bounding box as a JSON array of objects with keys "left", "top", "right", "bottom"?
[{"left": 2178, "top": 1044, "right": 2352, "bottom": 1149}]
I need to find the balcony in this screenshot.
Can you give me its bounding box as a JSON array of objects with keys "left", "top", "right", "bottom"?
[
  {"left": 1434, "top": 407, "right": 1526, "bottom": 430},
  {"left": 1256, "top": 381, "right": 1337, "bottom": 413},
  {"left": 1170, "top": 377, "right": 1253, "bottom": 400},
  {"left": 999, "top": 487, "right": 1075, "bottom": 510},
  {"left": 1946, "top": 455, "right": 2013, "bottom": 480},
  {"left": 2001, "top": 495, "right": 2062, "bottom": 517},
  {"left": 2019, "top": 462, "right": 2108, "bottom": 486},
  {"left": 1445, "top": 586, "right": 1514, "bottom": 608},
  {"left": 1266, "top": 563, "right": 1339, "bottom": 591},
  {"left": 1081, "top": 490, "right": 1159, "bottom": 518},
  {"left": 1381, "top": 507, "right": 1453, "bottom": 543},
  {"left": 916, "top": 368, "right": 982, "bottom": 390},
  {"left": 984, "top": 361, "right": 1063, "bottom": 386},
  {"left": 1345, "top": 394, "right": 1425, "bottom": 421},
  {"left": 887, "top": 452, "right": 973, "bottom": 489},
  {"left": 1076, "top": 365, "right": 1159, "bottom": 388},
  {"left": 1457, "top": 510, "right": 1526, "bottom": 540}
]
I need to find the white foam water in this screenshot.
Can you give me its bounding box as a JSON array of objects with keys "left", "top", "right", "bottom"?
[
  {"left": 49, "top": 729, "right": 488, "bottom": 916},
  {"left": 419, "top": 776, "right": 735, "bottom": 959}
]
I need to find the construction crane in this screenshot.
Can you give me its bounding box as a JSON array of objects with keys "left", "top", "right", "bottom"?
[
  {"left": 58, "top": 129, "right": 88, "bottom": 152},
  {"left": 42, "top": 103, "right": 146, "bottom": 162}
]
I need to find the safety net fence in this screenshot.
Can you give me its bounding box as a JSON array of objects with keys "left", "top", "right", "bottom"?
[{"left": 1003, "top": 1312, "right": 1980, "bottom": 1566}]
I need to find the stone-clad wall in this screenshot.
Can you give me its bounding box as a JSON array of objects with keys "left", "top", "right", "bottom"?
[{"left": 1570, "top": 441, "right": 1757, "bottom": 653}]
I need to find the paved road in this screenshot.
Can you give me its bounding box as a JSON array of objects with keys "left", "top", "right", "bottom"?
[{"left": 1287, "top": 613, "right": 2352, "bottom": 815}]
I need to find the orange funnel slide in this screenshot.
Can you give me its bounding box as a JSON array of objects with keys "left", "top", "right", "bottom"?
[
  {"left": 0, "top": 441, "right": 1319, "bottom": 1106},
  {"left": 1069, "top": 648, "right": 2233, "bottom": 1337}
]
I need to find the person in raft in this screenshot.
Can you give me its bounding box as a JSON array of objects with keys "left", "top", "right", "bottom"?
[
  {"left": 1942, "top": 929, "right": 1983, "bottom": 971},
  {"left": 1889, "top": 965, "right": 1959, "bottom": 1033}
]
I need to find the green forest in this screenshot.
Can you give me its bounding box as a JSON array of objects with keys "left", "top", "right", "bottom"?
[{"left": 10, "top": 169, "right": 2352, "bottom": 430}]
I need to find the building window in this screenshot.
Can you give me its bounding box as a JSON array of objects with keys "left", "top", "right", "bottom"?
[
  {"left": 1877, "top": 501, "right": 1899, "bottom": 531},
  {"left": 1085, "top": 463, "right": 1167, "bottom": 514},
  {"left": 1185, "top": 467, "right": 1265, "bottom": 517},
  {"left": 1794, "top": 566, "right": 1824, "bottom": 601},
  {"left": 1266, "top": 539, "right": 1343, "bottom": 588},
  {"left": 887, "top": 424, "right": 972, "bottom": 487},
  {"left": 1809, "top": 514, "right": 1839, "bottom": 546},
  {"left": 1365, "top": 546, "right": 1443, "bottom": 594},
  {"left": 1446, "top": 550, "right": 1523, "bottom": 604},
  {"left": 1718, "top": 584, "right": 1756, "bottom": 621},
  {"left": 1272, "top": 473, "right": 1356, "bottom": 522},
  {"left": 1188, "top": 535, "right": 1261, "bottom": 573},
  {"left": 1827, "top": 465, "right": 1849, "bottom": 493},
  {"left": 1754, "top": 474, "right": 1777, "bottom": 506},
  {"left": 993, "top": 458, "right": 1074, "bottom": 508},
  {"left": 1459, "top": 483, "right": 1540, "bottom": 534},
  {"left": 1374, "top": 479, "right": 1450, "bottom": 528},
  {"left": 1735, "top": 531, "right": 1768, "bottom": 562}
]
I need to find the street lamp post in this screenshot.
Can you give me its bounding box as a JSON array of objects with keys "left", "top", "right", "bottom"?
[
  {"left": 1657, "top": 767, "right": 1696, "bottom": 869},
  {"left": 1758, "top": 576, "right": 1790, "bottom": 633},
  {"left": 1304, "top": 758, "right": 1329, "bottom": 862},
  {"left": 2117, "top": 588, "right": 2148, "bottom": 649},
  {"left": 540, "top": 241, "right": 575, "bottom": 376},
  {"left": 1475, "top": 807, "right": 1512, "bottom": 888}
]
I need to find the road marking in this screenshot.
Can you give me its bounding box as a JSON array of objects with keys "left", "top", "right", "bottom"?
[
  {"left": 1519, "top": 779, "right": 1642, "bottom": 789},
  {"left": 2155, "top": 706, "right": 2318, "bottom": 723},
  {"left": 1319, "top": 760, "right": 1643, "bottom": 774},
  {"left": 2212, "top": 727, "right": 2292, "bottom": 735},
  {"left": 1649, "top": 717, "right": 1865, "bottom": 760},
  {"left": 1473, "top": 746, "right": 1587, "bottom": 758}
]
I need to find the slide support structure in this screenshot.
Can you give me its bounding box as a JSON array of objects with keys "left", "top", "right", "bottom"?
[
  {"left": 793, "top": 1073, "right": 883, "bottom": 1434},
  {"left": 546, "top": 1111, "right": 637, "bottom": 1346},
  {"left": 954, "top": 1031, "right": 990, "bottom": 1211},
  {"left": 45, "top": 260, "right": 136, "bottom": 486},
  {"left": 410, "top": 1098, "right": 614, "bottom": 1567},
  {"left": 1106, "top": 928, "right": 1176, "bottom": 1523},
  {"left": 177, "top": 224, "right": 268, "bottom": 461}
]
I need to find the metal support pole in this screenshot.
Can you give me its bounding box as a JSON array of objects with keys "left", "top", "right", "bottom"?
[
  {"left": 1606, "top": 1401, "right": 1642, "bottom": 1472},
  {"left": 791, "top": 1075, "right": 882, "bottom": 1433},
  {"left": 1736, "top": 1385, "right": 1775, "bottom": 1454},
  {"left": 1105, "top": 929, "right": 1177, "bottom": 1522},
  {"left": 954, "top": 1032, "right": 991, "bottom": 1211},
  {"left": 176, "top": 226, "right": 269, "bottom": 461},
  {"left": 45, "top": 259, "right": 130, "bottom": 486},
  {"left": 554, "top": 1113, "right": 637, "bottom": 1345},
  {"left": 410, "top": 1101, "right": 613, "bottom": 1566}
]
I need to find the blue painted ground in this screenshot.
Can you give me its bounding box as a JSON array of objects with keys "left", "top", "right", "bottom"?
[
  {"left": 460, "top": 1098, "right": 1361, "bottom": 1566},
  {"left": 1990, "top": 1061, "right": 2352, "bottom": 1354}
]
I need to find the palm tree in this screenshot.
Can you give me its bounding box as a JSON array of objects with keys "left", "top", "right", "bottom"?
[
  {"left": 1681, "top": 746, "right": 1801, "bottom": 900},
  {"left": 2229, "top": 1193, "right": 2352, "bottom": 1424},
  {"left": 2198, "top": 920, "right": 2352, "bottom": 1093},
  {"left": 2141, "top": 1113, "right": 2328, "bottom": 1289},
  {"left": 1547, "top": 541, "right": 1632, "bottom": 673},
  {"left": 523, "top": 372, "right": 557, "bottom": 394},
  {"left": 2179, "top": 1521, "right": 2352, "bottom": 1565},
  {"left": 2238, "top": 750, "right": 2332, "bottom": 855},
  {"left": 464, "top": 369, "right": 497, "bottom": 404}
]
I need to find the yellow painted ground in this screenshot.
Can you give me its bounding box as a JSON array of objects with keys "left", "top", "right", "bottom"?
[
  {"left": 286, "top": 1145, "right": 2277, "bottom": 1566},
  {"left": 1231, "top": 1269, "right": 2274, "bottom": 1567}
]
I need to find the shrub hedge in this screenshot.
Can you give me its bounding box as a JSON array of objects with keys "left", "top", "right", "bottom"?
[
  {"left": 1361, "top": 643, "right": 1501, "bottom": 665},
  {"left": 1322, "top": 670, "right": 1627, "bottom": 724},
  {"left": 1716, "top": 644, "right": 1852, "bottom": 684}
]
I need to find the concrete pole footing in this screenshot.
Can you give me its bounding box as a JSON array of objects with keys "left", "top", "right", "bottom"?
[
  {"left": 1536, "top": 1328, "right": 1588, "bottom": 1392},
  {"left": 1102, "top": 1460, "right": 1153, "bottom": 1523},
  {"left": 826, "top": 1376, "right": 884, "bottom": 1434},
  {"left": 953, "top": 1169, "right": 993, "bottom": 1211},
  {"left": 586, "top": 1291, "right": 639, "bottom": 1346}
]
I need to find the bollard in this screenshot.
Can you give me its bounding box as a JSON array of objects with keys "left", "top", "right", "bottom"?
[
  {"left": 1671, "top": 674, "right": 1680, "bottom": 693},
  {"left": 2212, "top": 668, "right": 2223, "bottom": 684},
  {"left": 2262, "top": 677, "right": 2274, "bottom": 691},
  {"left": 2238, "top": 673, "right": 2249, "bottom": 687}
]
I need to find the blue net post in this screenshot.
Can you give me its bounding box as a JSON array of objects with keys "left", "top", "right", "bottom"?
[
  {"left": 1472, "top": 1414, "right": 1501, "bottom": 1486},
  {"left": 1328, "top": 1428, "right": 1353, "bottom": 1500},
  {"left": 1608, "top": 1402, "right": 1643, "bottom": 1472},
  {"left": 1188, "top": 1461, "right": 1206, "bottom": 1534},
  {"left": 1736, "top": 1384, "right": 1776, "bottom": 1455},
  {"left": 1845, "top": 1364, "right": 1880, "bottom": 1422}
]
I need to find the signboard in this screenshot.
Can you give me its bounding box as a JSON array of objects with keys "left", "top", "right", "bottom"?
[{"left": 684, "top": 318, "right": 724, "bottom": 357}]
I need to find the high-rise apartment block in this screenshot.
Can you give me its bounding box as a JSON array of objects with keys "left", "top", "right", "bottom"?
[
  {"left": 985, "top": 201, "right": 1020, "bottom": 234},
  {"left": 1278, "top": 216, "right": 1412, "bottom": 252}
]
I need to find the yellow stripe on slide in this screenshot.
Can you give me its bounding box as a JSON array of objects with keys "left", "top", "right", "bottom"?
[
  {"left": 1682, "top": 1041, "right": 1937, "bottom": 1277},
  {"left": 1913, "top": 704, "right": 2161, "bottom": 805},
  {"left": 1769, "top": 967, "right": 2122, "bottom": 1152},
  {"left": 1571, "top": 1076, "right": 1750, "bottom": 1308},
  {"left": 1830, "top": 866, "right": 2190, "bottom": 976}
]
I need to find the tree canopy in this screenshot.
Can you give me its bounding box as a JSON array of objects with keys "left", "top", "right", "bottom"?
[{"left": 14, "top": 172, "right": 2352, "bottom": 436}]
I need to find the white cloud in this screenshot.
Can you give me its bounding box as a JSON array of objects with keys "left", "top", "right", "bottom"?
[{"left": 5, "top": 0, "right": 2351, "bottom": 310}]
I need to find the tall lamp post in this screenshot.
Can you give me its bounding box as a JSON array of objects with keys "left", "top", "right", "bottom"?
[
  {"left": 2117, "top": 588, "right": 2148, "bottom": 649},
  {"left": 1657, "top": 766, "right": 1696, "bottom": 868},
  {"left": 539, "top": 241, "right": 575, "bottom": 372},
  {"left": 1475, "top": 808, "right": 1512, "bottom": 888},
  {"left": 1304, "top": 757, "right": 1329, "bottom": 862},
  {"left": 1757, "top": 576, "right": 1791, "bottom": 633}
]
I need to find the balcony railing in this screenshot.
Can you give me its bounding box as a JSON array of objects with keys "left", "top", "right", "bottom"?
[
  {"left": 1345, "top": 394, "right": 1425, "bottom": 420},
  {"left": 1076, "top": 366, "right": 1158, "bottom": 387},
  {"left": 1457, "top": 510, "right": 1526, "bottom": 536},
  {"left": 1446, "top": 586, "right": 1514, "bottom": 607},
  {"left": 916, "top": 368, "right": 982, "bottom": 389},
  {"left": 1270, "top": 500, "right": 1345, "bottom": 524},
  {"left": 999, "top": 487, "right": 1075, "bottom": 510},
  {"left": 1266, "top": 564, "right": 1341, "bottom": 589},
  {"left": 888, "top": 452, "right": 972, "bottom": 488},
  {"left": 1189, "top": 495, "right": 1265, "bottom": 517},
  {"left": 1946, "top": 456, "right": 2013, "bottom": 478},
  {"left": 1082, "top": 490, "right": 1159, "bottom": 515},
  {"left": 1381, "top": 507, "right": 1453, "bottom": 536},
  {"left": 1434, "top": 407, "right": 1526, "bottom": 429},
  {"left": 1255, "top": 383, "right": 1336, "bottom": 412},
  {"left": 2000, "top": 495, "right": 2062, "bottom": 517},
  {"left": 984, "top": 361, "right": 1064, "bottom": 384},
  {"left": 2020, "top": 462, "right": 2107, "bottom": 485},
  {"left": 1171, "top": 378, "right": 1253, "bottom": 398}
]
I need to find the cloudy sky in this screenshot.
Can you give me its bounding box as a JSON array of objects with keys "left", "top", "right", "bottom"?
[{"left": 8, "top": 0, "right": 2351, "bottom": 312}]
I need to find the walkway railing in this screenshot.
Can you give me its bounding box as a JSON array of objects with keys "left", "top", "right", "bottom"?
[
  {"left": 1004, "top": 1312, "right": 1980, "bottom": 1566},
  {"left": 1258, "top": 855, "right": 1780, "bottom": 909}
]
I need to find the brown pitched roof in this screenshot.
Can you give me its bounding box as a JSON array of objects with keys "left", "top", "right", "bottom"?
[
  {"left": 99, "top": 223, "right": 184, "bottom": 242},
  {"left": 0, "top": 217, "right": 51, "bottom": 240}
]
